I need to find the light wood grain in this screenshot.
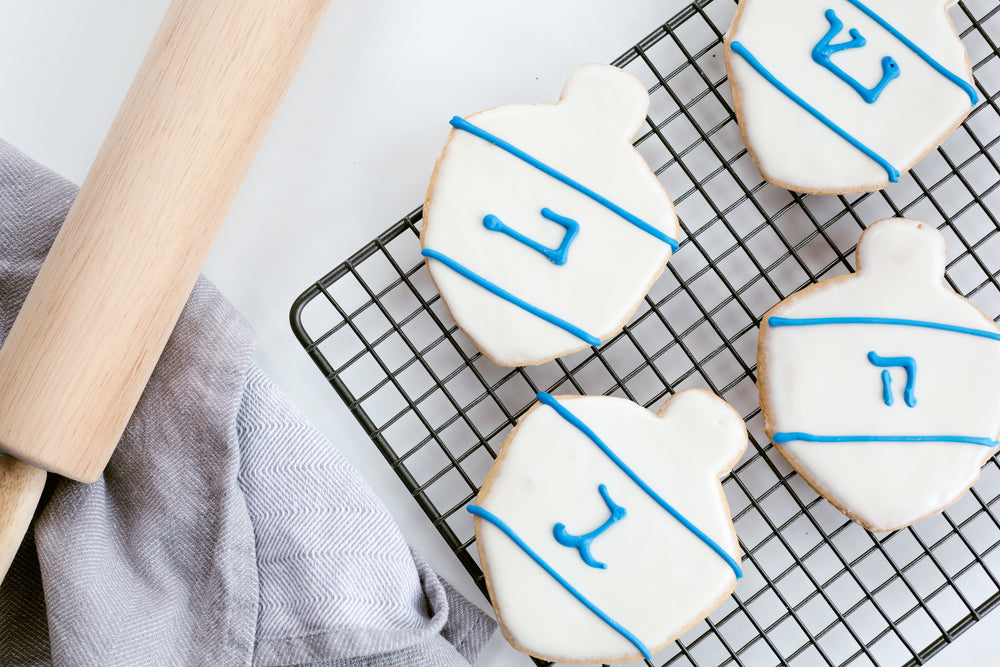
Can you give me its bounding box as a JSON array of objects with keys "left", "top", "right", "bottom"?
[
  {"left": 0, "top": 0, "right": 329, "bottom": 483},
  {"left": 0, "top": 457, "right": 46, "bottom": 582}
]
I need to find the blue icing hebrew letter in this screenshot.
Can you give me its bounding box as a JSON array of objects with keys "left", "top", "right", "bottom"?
[
  {"left": 483, "top": 208, "right": 580, "bottom": 265},
  {"left": 867, "top": 351, "right": 917, "bottom": 407},
  {"left": 879, "top": 370, "right": 894, "bottom": 406},
  {"left": 812, "top": 9, "right": 899, "bottom": 104},
  {"left": 553, "top": 483, "right": 626, "bottom": 569}
]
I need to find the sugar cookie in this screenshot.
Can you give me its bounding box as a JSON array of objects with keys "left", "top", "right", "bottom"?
[
  {"left": 758, "top": 218, "right": 1000, "bottom": 531},
  {"left": 725, "top": 0, "right": 978, "bottom": 194},
  {"left": 470, "top": 390, "right": 746, "bottom": 663},
  {"left": 421, "top": 64, "right": 680, "bottom": 367}
]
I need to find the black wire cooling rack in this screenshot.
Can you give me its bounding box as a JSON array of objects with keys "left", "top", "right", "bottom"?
[{"left": 290, "top": 1, "right": 1000, "bottom": 665}]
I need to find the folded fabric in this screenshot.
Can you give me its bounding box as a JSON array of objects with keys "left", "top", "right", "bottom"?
[{"left": 0, "top": 139, "right": 496, "bottom": 666}]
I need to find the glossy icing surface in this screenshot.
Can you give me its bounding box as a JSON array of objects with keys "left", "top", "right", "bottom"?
[
  {"left": 760, "top": 218, "right": 1000, "bottom": 531},
  {"left": 726, "top": 0, "right": 976, "bottom": 192},
  {"left": 422, "top": 64, "right": 680, "bottom": 366},
  {"left": 474, "top": 390, "right": 746, "bottom": 662}
]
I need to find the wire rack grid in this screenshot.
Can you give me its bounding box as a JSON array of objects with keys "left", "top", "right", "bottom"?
[{"left": 291, "top": 1, "right": 1000, "bottom": 665}]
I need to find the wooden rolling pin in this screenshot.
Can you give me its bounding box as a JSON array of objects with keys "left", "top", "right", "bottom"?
[{"left": 0, "top": 0, "right": 330, "bottom": 582}]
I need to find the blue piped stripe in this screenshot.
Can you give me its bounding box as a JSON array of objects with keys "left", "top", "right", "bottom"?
[
  {"left": 449, "top": 116, "right": 680, "bottom": 252},
  {"left": 845, "top": 0, "right": 979, "bottom": 105},
  {"left": 467, "top": 504, "right": 652, "bottom": 661},
  {"left": 729, "top": 40, "right": 900, "bottom": 183},
  {"left": 537, "top": 392, "right": 744, "bottom": 579},
  {"left": 774, "top": 432, "right": 999, "bottom": 447},
  {"left": 422, "top": 248, "right": 601, "bottom": 346},
  {"left": 768, "top": 316, "right": 1000, "bottom": 342}
]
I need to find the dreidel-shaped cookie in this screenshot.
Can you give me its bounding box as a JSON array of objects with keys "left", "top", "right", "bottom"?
[
  {"left": 470, "top": 390, "right": 746, "bottom": 663},
  {"left": 725, "top": 0, "right": 978, "bottom": 193},
  {"left": 759, "top": 218, "right": 1000, "bottom": 531},
  {"left": 422, "top": 64, "right": 681, "bottom": 366}
]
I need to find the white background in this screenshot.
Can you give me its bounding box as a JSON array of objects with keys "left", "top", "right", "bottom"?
[{"left": 1, "top": 1, "right": 997, "bottom": 665}]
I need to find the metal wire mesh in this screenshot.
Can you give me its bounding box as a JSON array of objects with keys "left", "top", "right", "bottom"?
[{"left": 290, "top": 1, "right": 1000, "bottom": 664}]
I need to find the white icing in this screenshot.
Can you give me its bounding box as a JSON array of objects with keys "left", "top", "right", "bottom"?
[
  {"left": 476, "top": 390, "right": 746, "bottom": 662},
  {"left": 760, "top": 218, "right": 1000, "bottom": 531},
  {"left": 726, "top": 0, "right": 976, "bottom": 193},
  {"left": 422, "top": 64, "right": 680, "bottom": 366}
]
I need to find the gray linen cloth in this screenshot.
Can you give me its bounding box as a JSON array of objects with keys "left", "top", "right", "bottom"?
[{"left": 0, "top": 139, "right": 496, "bottom": 666}]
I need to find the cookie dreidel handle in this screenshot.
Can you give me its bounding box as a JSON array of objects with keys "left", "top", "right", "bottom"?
[{"left": 0, "top": 0, "right": 330, "bottom": 582}]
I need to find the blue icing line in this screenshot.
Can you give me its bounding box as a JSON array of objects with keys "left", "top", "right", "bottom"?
[
  {"left": 536, "top": 392, "right": 744, "bottom": 579},
  {"left": 449, "top": 116, "right": 680, "bottom": 253},
  {"left": 768, "top": 316, "right": 1000, "bottom": 342},
  {"left": 812, "top": 8, "right": 900, "bottom": 104},
  {"left": 553, "top": 483, "right": 627, "bottom": 570},
  {"left": 467, "top": 504, "right": 651, "bottom": 661},
  {"left": 879, "top": 369, "right": 895, "bottom": 407},
  {"left": 483, "top": 207, "right": 580, "bottom": 266},
  {"left": 729, "top": 40, "right": 900, "bottom": 183},
  {"left": 867, "top": 351, "right": 917, "bottom": 407},
  {"left": 774, "top": 432, "right": 999, "bottom": 447},
  {"left": 844, "top": 0, "right": 978, "bottom": 105},
  {"left": 422, "top": 248, "right": 601, "bottom": 346}
]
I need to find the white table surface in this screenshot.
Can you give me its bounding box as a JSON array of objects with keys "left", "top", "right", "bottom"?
[{"left": 2, "top": 1, "right": 997, "bottom": 665}]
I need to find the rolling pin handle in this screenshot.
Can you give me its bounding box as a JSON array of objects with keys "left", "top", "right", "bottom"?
[{"left": 0, "top": 456, "right": 47, "bottom": 582}]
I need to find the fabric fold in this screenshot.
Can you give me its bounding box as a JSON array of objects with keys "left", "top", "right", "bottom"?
[{"left": 0, "top": 138, "right": 496, "bottom": 666}]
